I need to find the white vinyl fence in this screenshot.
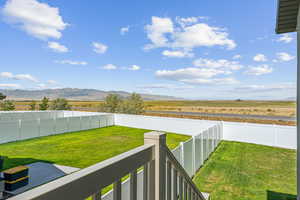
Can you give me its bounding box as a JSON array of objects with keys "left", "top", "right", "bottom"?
[
  {"left": 0, "top": 114, "right": 114, "bottom": 144},
  {"left": 223, "top": 121, "right": 297, "bottom": 149},
  {"left": 102, "top": 123, "right": 222, "bottom": 200}
]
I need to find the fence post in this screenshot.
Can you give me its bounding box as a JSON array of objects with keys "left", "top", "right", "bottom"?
[
  {"left": 144, "top": 131, "right": 166, "bottom": 200},
  {"left": 180, "top": 142, "right": 184, "bottom": 167},
  {"left": 192, "top": 136, "right": 196, "bottom": 175},
  {"left": 18, "top": 119, "right": 22, "bottom": 141},
  {"left": 38, "top": 118, "right": 41, "bottom": 137}
]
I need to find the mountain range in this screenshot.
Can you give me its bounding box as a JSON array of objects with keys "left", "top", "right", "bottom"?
[{"left": 0, "top": 88, "right": 181, "bottom": 101}]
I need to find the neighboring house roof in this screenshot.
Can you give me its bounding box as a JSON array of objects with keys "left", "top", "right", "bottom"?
[{"left": 276, "top": 0, "right": 300, "bottom": 34}]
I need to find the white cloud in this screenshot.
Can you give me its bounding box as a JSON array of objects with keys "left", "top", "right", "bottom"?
[
  {"left": 172, "top": 23, "right": 236, "bottom": 50},
  {"left": 2, "top": 0, "right": 68, "bottom": 39},
  {"left": 92, "top": 42, "right": 108, "bottom": 54},
  {"left": 0, "top": 72, "right": 38, "bottom": 82},
  {"left": 145, "top": 17, "right": 174, "bottom": 49},
  {"left": 245, "top": 64, "right": 273, "bottom": 76},
  {"left": 139, "top": 84, "right": 194, "bottom": 90},
  {"left": 120, "top": 26, "right": 129, "bottom": 35},
  {"left": 128, "top": 65, "right": 140, "bottom": 71},
  {"left": 235, "top": 83, "right": 295, "bottom": 93},
  {"left": 0, "top": 83, "right": 21, "bottom": 88},
  {"left": 253, "top": 54, "right": 267, "bottom": 62},
  {"left": 145, "top": 16, "right": 236, "bottom": 52},
  {"left": 276, "top": 52, "right": 295, "bottom": 62},
  {"left": 48, "top": 42, "right": 68, "bottom": 53},
  {"left": 277, "top": 34, "right": 293, "bottom": 43},
  {"left": 102, "top": 64, "right": 117, "bottom": 70},
  {"left": 232, "top": 54, "right": 242, "bottom": 59},
  {"left": 55, "top": 60, "right": 87, "bottom": 65},
  {"left": 181, "top": 77, "right": 239, "bottom": 85},
  {"left": 162, "top": 50, "right": 194, "bottom": 58},
  {"left": 193, "top": 58, "right": 243, "bottom": 70},
  {"left": 156, "top": 67, "right": 230, "bottom": 80}
]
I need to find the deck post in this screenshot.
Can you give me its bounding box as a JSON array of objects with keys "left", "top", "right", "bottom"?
[
  {"left": 297, "top": 5, "right": 300, "bottom": 199},
  {"left": 144, "top": 131, "right": 166, "bottom": 200}
]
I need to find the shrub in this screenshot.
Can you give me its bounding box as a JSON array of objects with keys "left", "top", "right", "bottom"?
[
  {"left": 0, "top": 100, "right": 15, "bottom": 111},
  {"left": 39, "top": 97, "right": 50, "bottom": 110},
  {"left": 51, "top": 98, "right": 71, "bottom": 110}
]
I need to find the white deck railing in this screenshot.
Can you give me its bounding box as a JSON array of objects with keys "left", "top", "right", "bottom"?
[{"left": 9, "top": 132, "right": 208, "bottom": 200}]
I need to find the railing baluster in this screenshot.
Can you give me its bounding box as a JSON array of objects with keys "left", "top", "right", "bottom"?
[
  {"left": 91, "top": 190, "right": 102, "bottom": 200},
  {"left": 173, "top": 168, "right": 178, "bottom": 200},
  {"left": 188, "top": 187, "right": 191, "bottom": 200},
  {"left": 184, "top": 181, "right": 187, "bottom": 200},
  {"left": 179, "top": 175, "right": 183, "bottom": 200},
  {"left": 130, "top": 170, "right": 137, "bottom": 200},
  {"left": 113, "top": 179, "right": 122, "bottom": 200},
  {"left": 167, "top": 161, "right": 172, "bottom": 200},
  {"left": 143, "top": 163, "right": 148, "bottom": 200}
]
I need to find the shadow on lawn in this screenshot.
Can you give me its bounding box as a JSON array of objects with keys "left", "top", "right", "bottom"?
[
  {"left": 1, "top": 156, "right": 53, "bottom": 170},
  {"left": 267, "top": 191, "right": 297, "bottom": 200}
]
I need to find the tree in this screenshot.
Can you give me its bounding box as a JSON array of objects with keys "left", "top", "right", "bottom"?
[
  {"left": 0, "top": 93, "right": 6, "bottom": 101},
  {"left": 99, "top": 94, "right": 123, "bottom": 113},
  {"left": 0, "top": 100, "right": 15, "bottom": 111},
  {"left": 120, "top": 93, "right": 144, "bottom": 114},
  {"left": 39, "top": 97, "right": 49, "bottom": 110},
  {"left": 29, "top": 101, "right": 36, "bottom": 111},
  {"left": 51, "top": 98, "right": 71, "bottom": 110}
]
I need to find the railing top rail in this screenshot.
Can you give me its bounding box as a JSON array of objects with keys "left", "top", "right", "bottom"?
[
  {"left": 9, "top": 144, "right": 154, "bottom": 200},
  {"left": 164, "top": 146, "right": 206, "bottom": 200}
]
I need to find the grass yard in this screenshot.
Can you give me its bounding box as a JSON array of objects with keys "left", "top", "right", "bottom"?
[
  {"left": 193, "top": 141, "right": 296, "bottom": 200},
  {"left": 0, "top": 126, "right": 190, "bottom": 170}
]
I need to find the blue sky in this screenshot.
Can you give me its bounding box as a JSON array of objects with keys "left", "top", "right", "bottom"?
[{"left": 0, "top": 0, "right": 297, "bottom": 100}]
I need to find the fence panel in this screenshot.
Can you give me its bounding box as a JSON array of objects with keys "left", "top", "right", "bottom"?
[
  {"left": 182, "top": 138, "right": 194, "bottom": 177},
  {"left": 40, "top": 118, "right": 55, "bottom": 137},
  {"left": 0, "top": 120, "right": 19, "bottom": 143},
  {"left": 55, "top": 118, "right": 69, "bottom": 134},
  {"left": 20, "top": 120, "right": 39, "bottom": 140}
]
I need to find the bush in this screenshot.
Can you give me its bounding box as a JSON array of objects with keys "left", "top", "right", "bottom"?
[
  {"left": 99, "top": 93, "right": 144, "bottom": 114},
  {"left": 0, "top": 93, "right": 6, "bottom": 101},
  {"left": 99, "top": 94, "right": 123, "bottom": 113},
  {"left": 0, "top": 100, "right": 15, "bottom": 111},
  {"left": 51, "top": 98, "right": 71, "bottom": 110}
]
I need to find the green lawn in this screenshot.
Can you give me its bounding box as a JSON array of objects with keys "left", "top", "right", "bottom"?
[
  {"left": 0, "top": 126, "right": 190, "bottom": 170},
  {"left": 193, "top": 141, "right": 296, "bottom": 200}
]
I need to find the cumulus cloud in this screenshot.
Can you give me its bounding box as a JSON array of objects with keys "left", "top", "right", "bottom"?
[
  {"left": 144, "top": 16, "right": 236, "bottom": 52},
  {"left": 145, "top": 17, "right": 174, "bottom": 49},
  {"left": 277, "top": 34, "right": 293, "bottom": 43},
  {"left": 55, "top": 60, "right": 87, "bottom": 65},
  {"left": 48, "top": 42, "right": 68, "bottom": 53},
  {"left": 120, "top": 26, "right": 129, "bottom": 35},
  {"left": 162, "top": 50, "right": 194, "bottom": 58},
  {"left": 276, "top": 52, "right": 295, "bottom": 62},
  {"left": 2, "top": 0, "right": 68, "bottom": 39},
  {"left": 253, "top": 54, "right": 267, "bottom": 62},
  {"left": 181, "top": 77, "right": 239, "bottom": 85},
  {"left": 92, "top": 42, "right": 108, "bottom": 54},
  {"left": 102, "top": 64, "right": 117, "bottom": 70},
  {"left": 193, "top": 58, "right": 243, "bottom": 70},
  {"left": 245, "top": 64, "right": 273, "bottom": 76},
  {"left": 0, "top": 72, "right": 38, "bottom": 82}
]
